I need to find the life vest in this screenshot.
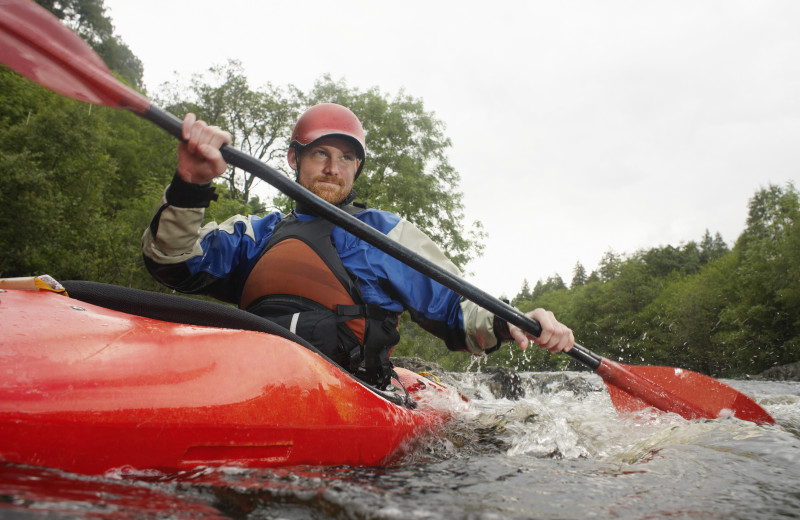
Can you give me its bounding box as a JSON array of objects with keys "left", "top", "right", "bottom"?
[{"left": 239, "top": 207, "right": 400, "bottom": 388}]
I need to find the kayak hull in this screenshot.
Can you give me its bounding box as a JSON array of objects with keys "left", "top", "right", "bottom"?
[{"left": 0, "top": 288, "right": 442, "bottom": 474}]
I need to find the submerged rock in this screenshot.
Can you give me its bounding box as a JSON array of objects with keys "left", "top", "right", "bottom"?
[
  {"left": 392, "top": 356, "right": 445, "bottom": 375},
  {"left": 755, "top": 360, "right": 800, "bottom": 381},
  {"left": 391, "top": 356, "right": 462, "bottom": 388},
  {"left": 526, "top": 372, "right": 604, "bottom": 397},
  {"left": 481, "top": 366, "right": 526, "bottom": 400}
]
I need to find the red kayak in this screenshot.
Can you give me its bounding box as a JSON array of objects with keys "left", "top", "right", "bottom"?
[{"left": 0, "top": 277, "right": 450, "bottom": 475}]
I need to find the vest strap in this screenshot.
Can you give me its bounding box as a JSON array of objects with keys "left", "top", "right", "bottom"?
[{"left": 336, "top": 303, "right": 393, "bottom": 321}]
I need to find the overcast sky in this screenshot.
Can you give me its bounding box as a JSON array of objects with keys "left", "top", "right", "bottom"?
[{"left": 104, "top": 0, "right": 799, "bottom": 298}]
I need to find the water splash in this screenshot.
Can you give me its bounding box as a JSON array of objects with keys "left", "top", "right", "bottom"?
[{"left": 465, "top": 352, "right": 488, "bottom": 373}]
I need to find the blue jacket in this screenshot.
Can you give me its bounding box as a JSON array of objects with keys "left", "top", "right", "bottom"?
[{"left": 142, "top": 176, "right": 500, "bottom": 354}]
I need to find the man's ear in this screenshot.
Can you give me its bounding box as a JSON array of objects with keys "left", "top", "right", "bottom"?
[{"left": 287, "top": 147, "right": 297, "bottom": 170}]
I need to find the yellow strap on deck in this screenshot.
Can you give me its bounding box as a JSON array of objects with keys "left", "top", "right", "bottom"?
[{"left": 0, "top": 275, "right": 68, "bottom": 295}]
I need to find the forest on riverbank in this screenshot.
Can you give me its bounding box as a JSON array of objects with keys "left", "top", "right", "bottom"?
[
  {"left": 397, "top": 184, "right": 800, "bottom": 378},
  {"left": 2, "top": 0, "right": 798, "bottom": 378}
]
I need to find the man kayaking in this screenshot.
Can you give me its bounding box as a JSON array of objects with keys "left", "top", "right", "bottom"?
[{"left": 142, "top": 103, "right": 573, "bottom": 388}]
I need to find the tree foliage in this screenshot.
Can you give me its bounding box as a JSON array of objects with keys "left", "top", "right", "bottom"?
[
  {"left": 0, "top": 68, "right": 174, "bottom": 285},
  {"left": 511, "top": 278, "right": 532, "bottom": 306},
  {"left": 159, "top": 60, "right": 300, "bottom": 208},
  {"left": 481, "top": 183, "right": 799, "bottom": 377},
  {"left": 571, "top": 262, "right": 587, "bottom": 288}
]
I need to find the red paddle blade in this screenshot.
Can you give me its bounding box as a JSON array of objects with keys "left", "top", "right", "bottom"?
[
  {"left": 597, "top": 358, "right": 774, "bottom": 425},
  {"left": 0, "top": 0, "right": 149, "bottom": 112}
]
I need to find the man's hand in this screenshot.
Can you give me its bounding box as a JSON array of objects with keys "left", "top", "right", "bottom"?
[
  {"left": 508, "top": 308, "right": 574, "bottom": 353},
  {"left": 177, "top": 113, "right": 232, "bottom": 184}
]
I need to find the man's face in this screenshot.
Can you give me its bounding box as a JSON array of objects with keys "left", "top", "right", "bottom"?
[{"left": 289, "top": 136, "right": 359, "bottom": 205}]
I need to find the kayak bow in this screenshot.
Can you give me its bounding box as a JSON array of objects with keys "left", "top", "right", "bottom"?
[{"left": 0, "top": 283, "right": 446, "bottom": 475}]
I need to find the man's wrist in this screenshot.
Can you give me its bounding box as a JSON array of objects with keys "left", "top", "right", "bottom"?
[
  {"left": 491, "top": 297, "right": 514, "bottom": 348},
  {"left": 493, "top": 314, "right": 512, "bottom": 344},
  {"left": 166, "top": 171, "right": 219, "bottom": 208}
]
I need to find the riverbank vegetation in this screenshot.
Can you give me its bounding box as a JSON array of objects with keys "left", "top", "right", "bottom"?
[{"left": 401, "top": 182, "right": 800, "bottom": 378}]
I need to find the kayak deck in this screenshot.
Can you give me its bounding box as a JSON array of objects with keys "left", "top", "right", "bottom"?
[{"left": 0, "top": 287, "right": 445, "bottom": 474}]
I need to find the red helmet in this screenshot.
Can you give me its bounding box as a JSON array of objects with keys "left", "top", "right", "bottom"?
[{"left": 290, "top": 103, "right": 366, "bottom": 178}]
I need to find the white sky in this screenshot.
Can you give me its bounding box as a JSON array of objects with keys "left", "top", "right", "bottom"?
[{"left": 104, "top": 0, "right": 799, "bottom": 298}]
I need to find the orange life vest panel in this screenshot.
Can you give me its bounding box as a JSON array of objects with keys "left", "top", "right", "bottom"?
[
  {"left": 239, "top": 235, "right": 366, "bottom": 342},
  {"left": 239, "top": 209, "right": 400, "bottom": 388}
]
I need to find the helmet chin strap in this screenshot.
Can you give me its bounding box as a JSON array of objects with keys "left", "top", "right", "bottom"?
[{"left": 292, "top": 144, "right": 302, "bottom": 180}]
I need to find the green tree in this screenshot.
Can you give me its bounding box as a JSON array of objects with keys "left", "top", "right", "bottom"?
[
  {"left": 571, "top": 261, "right": 587, "bottom": 288},
  {"left": 531, "top": 275, "right": 566, "bottom": 300},
  {"left": 2, "top": 0, "right": 172, "bottom": 286},
  {"left": 0, "top": 72, "right": 114, "bottom": 279},
  {"left": 635, "top": 253, "right": 737, "bottom": 374},
  {"left": 629, "top": 184, "right": 799, "bottom": 377},
  {"left": 699, "top": 229, "right": 729, "bottom": 264},
  {"left": 0, "top": 69, "right": 175, "bottom": 285},
  {"left": 598, "top": 249, "right": 622, "bottom": 281},
  {"left": 512, "top": 278, "right": 532, "bottom": 305},
  {"left": 161, "top": 60, "right": 300, "bottom": 207},
  {"left": 640, "top": 243, "right": 702, "bottom": 278},
  {"left": 714, "top": 183, "right": 800, "bottom": 372}
]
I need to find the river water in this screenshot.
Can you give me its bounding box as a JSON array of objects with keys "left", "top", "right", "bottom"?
[{"left": 2, "top": 370, "right": 799, "bottom": 519}]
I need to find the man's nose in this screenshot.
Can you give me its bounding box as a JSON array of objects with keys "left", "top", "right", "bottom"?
[{"left": 323, "top": 157, "right": 340, "bottom": 174}]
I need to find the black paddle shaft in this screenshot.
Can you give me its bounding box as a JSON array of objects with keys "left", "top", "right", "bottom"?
[{"left": 143, "top": 105, "right": 602, "bottom": 370}]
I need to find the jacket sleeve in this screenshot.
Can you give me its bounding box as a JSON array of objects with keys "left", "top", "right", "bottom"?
[
  {"left": 141, "top": 174, "right": 270, "bottom": 304},
  {"left": 380, "top": 217, "right": 503, "bottom": 355}
]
